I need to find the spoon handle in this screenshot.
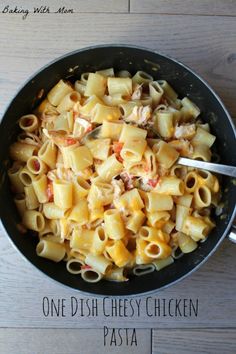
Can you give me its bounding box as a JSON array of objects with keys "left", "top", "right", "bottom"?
[{"left": 178, "top": 157, "right": 236, "bottom": 178}]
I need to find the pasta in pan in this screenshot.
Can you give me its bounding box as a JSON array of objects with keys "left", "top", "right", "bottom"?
[{"left": 8, "top": 68, "right": 220, "bottom": 283}]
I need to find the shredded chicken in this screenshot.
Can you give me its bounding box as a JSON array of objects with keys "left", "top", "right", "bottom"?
[
  {"left": 126, "top": 105, "right": 152, "bottom": 125},
  {"left": 131, "top": 84, "right": 143, "bottom": 100},
  {"left": 174, "top": 124, "right": 196, "bottom": 139}
]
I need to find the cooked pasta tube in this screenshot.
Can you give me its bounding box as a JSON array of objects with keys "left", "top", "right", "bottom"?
[
  {"left": 85, "top": 138, "right": 110, "bottom": 160},
  {"left": 43, "top": 203, "right": 68, "bottom": 219},
  {"left": 106, "top": 240, "right": 132, "bottom": 267},
  {"left": 139, "top": 227, "right": 169, "bottom": 243},
  {"left": 154, "top": 111, "right": 174, "bottom": 138},
  {"left": 197, "top": 170, "right": 219, "bottom": 193},
  {"left": 107, "top": 77, "right": 132, "bottom": 96},
  {"left": 8, "top": 163, "right": 25, "bottom": 193},
  {"left": 66, "top": 259, "right": 84, "bottom": 274},
  {"left": 132, "top": 71, "right": 153, "bottom": 84},
  {"left": 84, "top": 73, "right": 107, "bottom": 97},
  {"left": 19, "top": 114, "right": 39, "bottom": 133},
  {"left": 193, "top": 185, "right": 211, "bottom": 208},
  {"left": 47, "top": 79, "right": 73, "bottom": 106},
  {"left": 153, "top": 141, "right": 179, "bottom": 169},
  {"left": 9, "top": 142, "right": 37, "bottom": 163},
  {"left": 91, "top": 226, "right": 108, "bottom": 255},
  {"left": 22, "top": 210, "right": 45, "bottom": 232},
  {"left": 74, "top": 80, "right": 86, "bottom": 95},
  {"left": 68, "top": 146, "right": 93, "bottom": 173},
  {"left": 19, "top": 167, "right": 36, "bottom": 186},
  {"left": 73, "top": 176, "right": 90, "bottom": 203},
  {"left": 96, "top": 154, "right": 123, "bottom": 181},
  {"left": 68, "top": 199, "right": 89, "bottom": 225},
  {"left": 100, "top": 121, "right": 124, "bottom": 140},
  {"left": 177, "top": 232, "right": 198, "bottom": 253},
  {"left": 96, "top": 68, "right": 114, "bottom": 77},
  {"left": 181, "top": 97, "right": 200, "bottom": 119},
  {"left": 120, "top": 138, "right": 147, "bottom": 162},
  {"left": 136, "top": 238, "right": 153, "bottom": 264},
  {"left": 119, "top": 123, "right": 147, "bottom": 142},
  {"left": 147, "top": 211, "right": 170, "bottom": 228},
  {"left": 191, "top": 144, "right": 211, "bottom": 161},
  {"left": 81, "top": 268, "right": 103, "bottom": 283},
  {"left": 175, "top": 205, "right": 192, "bottom": 232},
  {"left": 182, "top": 216, "right": 209, "bottom": 241},
  {"left": 92, "top": 103, "right": 121, "bottom": 123},
  {"left": 104, "top": 209, "right": 125, "bottom": 240},
  {"left": 162, "top": 220, "right": 175, "bottom": 234},
  {"left": 144, "top": 240, "right": 172, "bottom": 259},
  {"left": 149, "top": 81, "right": 164, "bottom": 106},
  {"left": 38, "top": 140, "right": 57, "bottom": 169},
  {"left": 133, "top": 264, "right": 155, "bottom": 276},
  {"left": 27, "top": 156, "right": 47, "bottom": 175},
  {"left": 158, "top": 80, "right": 178, "bottom": 101},
  {"left": 88, "top": 181, "right": 113, "bottom": 208},
  {"left": 85, "top": 254, "right": 112, "bottom": 274},
  {"left": 191, "top": 127, "right": 216, "bottom": 147},
  {"left": 155, "top": 177, "right": 184, "bottom": 196},
  {"left": 36, "top": 240, "right": 65, "bottom": 262},
  {"left": 53, "top": 179, "right": 73, "bottom": 209},
  {"left": 80, "top": 95, "right": 103, "bottom": 116},
  {"left": 176, "top": 194, "right": 193, "bottom": 208},
  {"left": 14, "top": 194, "right": 26, "bottom": 217},
  {"left": 70, "top": 229, "right": 95, "bottom": 251},
  {"left": 24, "top": 185, "right": 39, "bottom": 210},
  {"left": 126, "top": 210, "right": 146, "bottom": 233},
  {"left": 119, "top": 101, "right": 141, "bottom": 118},
  {"left": 152, "top": 256, "right": 174, "bottom": 271},
  {"left": 184, "top": 172, "right": 199, "bottom": 193},
  {"left": 116, "top": 188, "right": 144, "bottom": 211},
  {"left": 170, "top": 165, "right": 188, "bottom": 179},
  {"left": 32, "top": 174, "right": 48, "bottom": 203},
  {"left": 57, "top": 91, "right": 80, "bottom": 113},
  {"left": 145, "top": 192, "right": 173, "bottom": 212}
]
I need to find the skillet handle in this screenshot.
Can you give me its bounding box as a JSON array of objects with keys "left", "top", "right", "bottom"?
[{"left": 227, "top": 224, "right": 236, "bottom": 244}]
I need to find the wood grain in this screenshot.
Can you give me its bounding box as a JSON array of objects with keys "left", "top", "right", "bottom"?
[
  {"left": 0, "top": 223, "right": 235, "bottom": 329},
  {"left": 0, "top": 14, "right": 235, "bottom": 119},
  {"left": 0, "top": 0, "right": 129, "bottom": 13},
  {"left": 130, "top": 0, "right": 236, "bottom": 16},
  {"left": 0, "top": 328, "right": 151, "bottom": 354},
  {"left": 152, "top": 329, "right": 236, "bottom": 354}
]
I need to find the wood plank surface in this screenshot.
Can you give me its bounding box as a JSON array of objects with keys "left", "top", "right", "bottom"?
[
  {"left": 131, "top": 0, "right": 236, "bottom": 16},
  {"left": 0, "top": 14, "right": 235, "bottom": 118},
  {"left": 0, "top": 0, "right": 129, "bottom": 13},
  {"left": 0, "top": 223, "right": 235, "bottom": 329},
  {"left": 0, "top": 328, "right": 151, "bottom": 354},
  {"left": 152, "top": 329, "right": 236, "bottom": 354}
]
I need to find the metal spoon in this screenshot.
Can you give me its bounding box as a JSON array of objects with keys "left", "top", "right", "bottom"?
[{"left": 84, "top": 126, "right": 236, "bottom": 178}]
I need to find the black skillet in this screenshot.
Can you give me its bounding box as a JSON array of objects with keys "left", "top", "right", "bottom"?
[{"left": 0, "top": 45, "right": 235, "bottom": 296}]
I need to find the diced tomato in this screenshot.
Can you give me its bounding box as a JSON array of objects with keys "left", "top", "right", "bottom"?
[
  {"left": 33, "top": 159, "right": 40, "bottom": 172},
  {"left": 116, "top": 154, "right": 123, "bottom": 163},
  {"left": 81, "top": 265, "right": 92, "bottom": 270},
  {"left": 113, "top": 141, "right": 124, "bottom": 154},
  {"left": 65, "top": 138, "right": 77, "bottom": 146},
  {"left": 47, "top": 180, "right": 54, "bottom": 202},
  {"left": 148, "top": 178, "right": 159, "bottom": 188}
]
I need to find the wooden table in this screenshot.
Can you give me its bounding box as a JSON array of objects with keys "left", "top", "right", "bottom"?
[{"left": 0, "top": 1, "right": 235, "bottom": 353}]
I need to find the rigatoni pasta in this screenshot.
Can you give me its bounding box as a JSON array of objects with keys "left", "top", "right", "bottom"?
[{"left": 8, "top": 68, "right": 219, "bottom": 283}]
